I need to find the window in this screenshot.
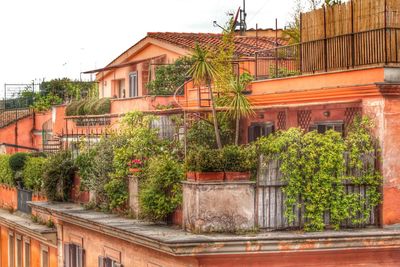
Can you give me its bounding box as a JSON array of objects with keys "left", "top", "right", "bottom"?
[
  {"left": 40, "top": 246, "right": 48, "bottom": 267},
  {"left": 309, "top": 121, "right": 344, "bottom": 135},
  {"left": 98, "top": 256, "right": 123, "bottom": 267},
  {"left": 118, "top": 79, "right": 126, "bottom": 98},
  {"left": 64, "top": 243, "right": 85, "bottom": 267},
  {"left": 248, "top": 122, "right": 275, "bottom": 143},
  {"left": 129, "top": 72, "right": 138, "bottom": 98},
  {"left": 24, "top": 238, "right": 31, "bottom": 267},
  {"left": 16, "top": 235, "right": 22, "bottom": 267}
]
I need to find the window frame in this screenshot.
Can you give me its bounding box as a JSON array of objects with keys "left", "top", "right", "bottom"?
[
  {"left": 23, "top": 237, "right": 31, "bottom": 267},
  {"left": 64, "top": 243, "right": 85, "bottom": 267},
  {"left": 248, "top": 122, "right": 275, "bottom": 143},
  {"left": 309, "top": 120, "right": 344, "bottom": 135},
  {"left": 8, "top": 231, "right": 14, "bottom": 267},
  {"left": 128, "top": 72, "right": 138, "bottom": 98},
  {"left": 40, "top": 245, "right": 49, "bottom": 267},
  {"left": 15, "top": 234, "right": 22, "bottom": 267}
]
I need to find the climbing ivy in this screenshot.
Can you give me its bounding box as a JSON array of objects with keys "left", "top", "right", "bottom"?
[{"left": 257, "top": 117, "right": 381, "bottom": 231}]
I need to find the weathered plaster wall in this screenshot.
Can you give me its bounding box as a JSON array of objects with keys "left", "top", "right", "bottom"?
[
  {"left": 363, "top": 96, "right": 400, "bottom": 225},
  {"left": 61, "top": 222, "right": 198, "bottom": 267},
  {"left": 183, "top": 181, "right": 256, "bottom": 233},
  {"left": 197, "top": 248, "right": 400, "bottom": 267}
]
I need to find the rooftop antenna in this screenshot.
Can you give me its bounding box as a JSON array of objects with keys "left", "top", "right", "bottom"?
[{"left": 240, "top": 0, "right": 247, "bottom": 35}]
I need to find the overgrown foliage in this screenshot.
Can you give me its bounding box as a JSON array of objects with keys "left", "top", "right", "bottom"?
[
  {"left": 40, "top": 78, "right": 98, "bottom": 101},
  {"left": 256, "top": 117, "right": 381, "bottom": 231},
  {"left": 146, "top": 57, "right": 193, "bottom": 95},
  {"left": 0, "top": 155, "right": 13, "bottom": 185},
  {"left": 139, "top": 155, "right": 184, "bottom": 221},
  {"left": 65, "top": 98, "right": 111, "bottom": 116},
  {"left": 43, "top": 151, "right": 75, "bottom": 201},
  {"left": 187, "top": 115, "right": 234, "bottom": 149},
  {"left": 21, "top": 91, "right": 63, "bottom": 112},
  {"left": 22, "top": 156, "right": 48, "bottom": 192},
  {"left": 75, "top": 135, "right": 126, "bottom": 210}
]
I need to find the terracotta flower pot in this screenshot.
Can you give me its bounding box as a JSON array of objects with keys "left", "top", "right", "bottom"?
[
  {"left": 129, "top": 168, "right": 141, "bottom": 175},
  {"left": 186, "top": 172, "right": 197, "bottom": 181},
  {"left": 225, "top": 171, "right": 251, "bottom": 181},
  {"left": 196, "top": 172, "right": 224, "bottom": 182}
]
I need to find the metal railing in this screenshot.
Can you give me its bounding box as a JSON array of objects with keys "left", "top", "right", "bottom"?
[
  {"left": 0, "top": 108, "right": 33, "bottom": 128},
  {"left": 254, "top": 27, "right": 400, "bottom": 80}
]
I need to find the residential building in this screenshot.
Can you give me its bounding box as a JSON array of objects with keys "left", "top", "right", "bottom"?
[{"left": 1, "top": 0, "right": 400, "bottom": 266}]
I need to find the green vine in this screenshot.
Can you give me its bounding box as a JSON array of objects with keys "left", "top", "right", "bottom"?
[{"left": 257, "top": 116, "right": 381, "bottom": 231}]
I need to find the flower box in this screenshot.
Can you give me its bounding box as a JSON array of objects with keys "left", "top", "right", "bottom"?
[
  {"left": 186, "top": 172, "right": 197, "bottom": 181},
  {"left": 225, "top": 171, "right": 251, "bottom": 181},
  {"left": 196, "top": 172, "right": 224, "bottom": 182}
]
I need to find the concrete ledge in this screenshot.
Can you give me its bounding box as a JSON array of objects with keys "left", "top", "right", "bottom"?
[{"left": 29, "top": 202, "right": 400, "bottom": 257}]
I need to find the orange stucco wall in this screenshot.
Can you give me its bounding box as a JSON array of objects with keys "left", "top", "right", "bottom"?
[
  {"left": 250, "top": 67, "right": 385, "bottom": 95},
  {"left": 0, "top": 185, "right": 17, "bottom": 210},
  {"left": 0, "top": 114, "right": 35, "bottom": 153},
  {"left": 197, "top": 248, "right": 400, "bottom": 267}
]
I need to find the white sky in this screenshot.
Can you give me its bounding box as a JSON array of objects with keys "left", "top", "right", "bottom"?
[{"left": 0, "top": 0, "right": 295, "bottom": 99}]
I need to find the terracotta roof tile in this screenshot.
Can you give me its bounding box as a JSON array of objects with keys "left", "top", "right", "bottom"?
[{"left": 147, "top": 32, "right": 287, "bottom": 56}]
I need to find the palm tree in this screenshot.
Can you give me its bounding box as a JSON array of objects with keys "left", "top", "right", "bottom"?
[
  {"left": 187, "top": 44, "right": 223, "bottom": 149},
  {"left": 221, "top": 75, "right": 255, "bottom": 145}
]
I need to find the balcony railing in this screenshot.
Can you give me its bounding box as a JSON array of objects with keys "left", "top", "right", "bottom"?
[{"left": 254, "top": 27, "right": 400, "bottom": 80}]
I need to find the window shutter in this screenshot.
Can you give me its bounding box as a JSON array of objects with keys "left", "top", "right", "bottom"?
[
  {"left": 248, "top": 125, "right": 256, "bottom": 143},
  {"left": 264, "top": 124, "right": 275, "bottom": 136},
  {"left": 317, "top": 124, "right": 326, "bottom": 134},
  {"left": 76, "top": 246, "right": 83, "bottom": 267},
  {"left": 98, "top": 256, "right": 105, "bottom": 267},
  {"left": 64, "top": 244, "right": 70, "bottom": 267}
]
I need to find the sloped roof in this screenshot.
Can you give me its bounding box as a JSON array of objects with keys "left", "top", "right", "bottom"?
[{"left": 148, "top": 32, "right": 287, "bottom": 56}]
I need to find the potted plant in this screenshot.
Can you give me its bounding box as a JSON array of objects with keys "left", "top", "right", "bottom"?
[
  {"left": 128, "top": 158, "right": 144, "bottom": 174},
  {"left": 186, "top": 148, "right": 224, "bottom": 182},
  {"left": 185, "top": 150, "right": 198, "bottom": 181},
  {"left": 222, "top": 145, "right": 251, "bottom": 181}
]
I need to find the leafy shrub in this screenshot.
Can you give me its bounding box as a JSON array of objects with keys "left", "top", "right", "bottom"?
[
  {"left": 139, "top": 155, "right": 183, "bottom": 221},
  {"left": 187, "top": 147, "right": 224, "bottom": 172},
  {"left": 22, "top": 157, "right": 48, "bottom": 192},
  {"left": 9, "top": 152, "right": 29, "bottom": 173},
  {"left": 43, "top": 151, "right": 75, "bottom": 201},
  {"left": 66, "top": 98, "right": 111, "bottom": 116},
  {"left": 75, "top": 135, "right": 126, "bottom": 210},
  {"left": 104, "top": 177, "right": 129, "bottom": 211},
  {"left": 0, "top": 155, "right": 13, "bottom": 185},
  {"left": 221, "top": 145, "right": 251, "bottom": 172}
]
